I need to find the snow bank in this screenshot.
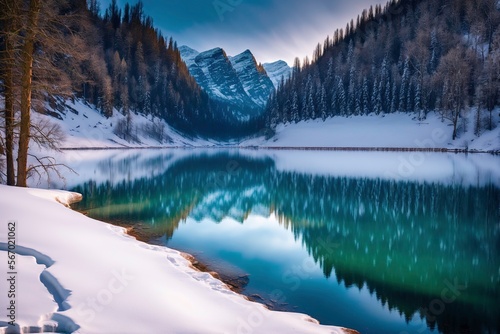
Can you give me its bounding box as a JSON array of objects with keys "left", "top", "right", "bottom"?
[
  {"left": 0, "top": 185, "right": 351, "bottom": 334},
  {"left": 243, "top": 111, "right": 500, "bottom": 152}
]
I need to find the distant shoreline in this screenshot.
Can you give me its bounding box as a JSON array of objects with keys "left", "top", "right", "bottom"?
[{"left": 60, "top": 145, "right": 500, "bottom": 154}]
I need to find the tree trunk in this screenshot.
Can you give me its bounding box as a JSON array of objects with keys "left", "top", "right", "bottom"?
[
  {"left": 16, "top": 0, "right": 41, "bottom": 187},
  {"left": 1, "top": 0, "right": 18, "bottom": 186},
  {"left": 489, "top": 109, "right": 493, "bottom": 131},
  {"left": 452, "top": 100, "right": 462, "bottom": 141},
  {"left": 474, "top": 105, "right": 481, "bottom": 137},
  {"left": 4, "top": 60, "right": 16, "bottom": 186}
]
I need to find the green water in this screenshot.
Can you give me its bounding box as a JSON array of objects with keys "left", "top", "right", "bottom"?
[{"left": 71, "top": 150, "right": 500, "bottom": 334}]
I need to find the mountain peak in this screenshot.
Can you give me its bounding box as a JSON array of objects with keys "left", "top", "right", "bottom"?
[
  {"left": 231, "top": 49, "right": 256, "bottom": 63},
  {"left": 179, "top": 45, "right": 198, "bottom": 55},
  {"left": 231, "top": 50, "right": 257, "bottom": 66},
  {"left": 180, "top": 46, "right": 256, "bottom": 117},
  {"left": 263, "top": 61, "right": 292, "bottom": 89},
  {"left": 179, "top": 45, "right": 289, "bottom": 113},
  {"left": 229, "top": 50, "right": 275, "bottom": 108},
  {"left": 199, "top": 47, "right": 226, "bottom": 59},
  {"left": 179, "top": 45, "right": 199, "bottom": 66}
]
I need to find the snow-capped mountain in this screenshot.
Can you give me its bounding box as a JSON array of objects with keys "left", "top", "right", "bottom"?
[
  {"left": 182, "top": 47, "right": 256, "bottom": 113},
  {"left": 179, "top": 45, "right": 199, "bottom": 64},
  {"left": 229, "top": 50, "right": 275, "bottom": 108},
  {"left": 179, "top": 46, "right": 288, "bottom": 113},
  {"left": 263, "top": 60, "right": 292, "bottom": 89}
]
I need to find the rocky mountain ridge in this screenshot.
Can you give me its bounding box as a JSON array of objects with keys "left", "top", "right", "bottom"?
[{"left": 179, "top": 45, "right": 291, "bottom": 115}]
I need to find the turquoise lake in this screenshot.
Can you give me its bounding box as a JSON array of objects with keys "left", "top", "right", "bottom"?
[{"left": 58, "top": 149, "right": 500, "bottom": 334}]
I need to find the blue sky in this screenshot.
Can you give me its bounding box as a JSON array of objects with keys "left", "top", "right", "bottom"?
[{"left": 100, "top": 0, "right": 386, "bottom": 65}]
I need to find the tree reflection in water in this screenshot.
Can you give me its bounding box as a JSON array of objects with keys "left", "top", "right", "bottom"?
[{"left": 72, "top": 151, "right": 500, "bottom": 334}]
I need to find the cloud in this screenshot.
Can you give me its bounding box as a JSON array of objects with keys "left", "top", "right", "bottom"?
[{"left": 103, "top": 0, "right": 387, "bottom": 65}]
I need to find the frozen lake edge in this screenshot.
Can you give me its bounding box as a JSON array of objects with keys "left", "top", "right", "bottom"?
[{"left": 0, "top": 185, "right": 354, "bottom": 334}]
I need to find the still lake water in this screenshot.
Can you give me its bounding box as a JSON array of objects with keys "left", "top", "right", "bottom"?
[{"left": 57, "top": 149, "right": 499, "bottom": 334}]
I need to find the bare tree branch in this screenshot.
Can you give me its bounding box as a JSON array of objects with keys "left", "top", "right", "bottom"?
[{"left": 27, "top": 153, "right": 77, "bottom": 187}]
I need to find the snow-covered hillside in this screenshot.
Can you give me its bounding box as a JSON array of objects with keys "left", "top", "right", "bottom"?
[
  {"left": 243, "top": 111, "right": 500, "bottom": 152},
  {"left": 36, "top": 99, "right": 219, "bottom": 149},
  {"left": 26, "top": 99, "right": 500, "bottom": 153}
]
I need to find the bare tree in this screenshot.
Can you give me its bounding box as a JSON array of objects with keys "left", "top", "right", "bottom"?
[
  {"left": 1, "top": 0, "right": 87, "bottom": 187},
  {"left": 437, "top": 46, "right": 472, "bottom": 140},
  {"left": 16, "top": 0, "right": 42, "bottom": 187},
  {"left": 406, "top": 14, "right": 432, "bottom": 119},
  {"left": 481, "top": 30, "right": 500, "bottom": 130},
  {"left": 27, "top": 117, "right": 73, "bottom": 186}
]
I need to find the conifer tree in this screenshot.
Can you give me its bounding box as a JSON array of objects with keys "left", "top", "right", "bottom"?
[
  {"left": 291, "top": 91, "right": 299, "bottom": 123},
  {"left": 348, "top": 65, "right": 357, "bottom": 115},
  {"left": 399, "top": 57, "right": 410, "bottom": 112},
  {"left": 390, "top": 84, "right": 398, "bottom": 113},
  {"left": 362, "top": 78, "right": 370, "bottom": 115},
  {"left": 337, "top": 76, "right": 347, "bottom": 116},
  {"left": 320, "top": 87, "right": 328, "bottom": 121}
]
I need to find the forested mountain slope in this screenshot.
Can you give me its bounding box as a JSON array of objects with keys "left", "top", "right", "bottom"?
[
  {"left": 0, "top": 0, "right": 264, "bottom": 143},
  {"left": 79, "top": 0, "right": 265, "bottom": 139},
  {"left": 264, "top": 0, "right": 500, "bottom": 141}
]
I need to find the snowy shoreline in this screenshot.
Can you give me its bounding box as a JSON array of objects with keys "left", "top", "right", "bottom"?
[
  {"left": 59, "top": 145, "right": 499, "bottom": 154},
  {"left": 0, "top": 185, "right": 353, "bottom": 334}
]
